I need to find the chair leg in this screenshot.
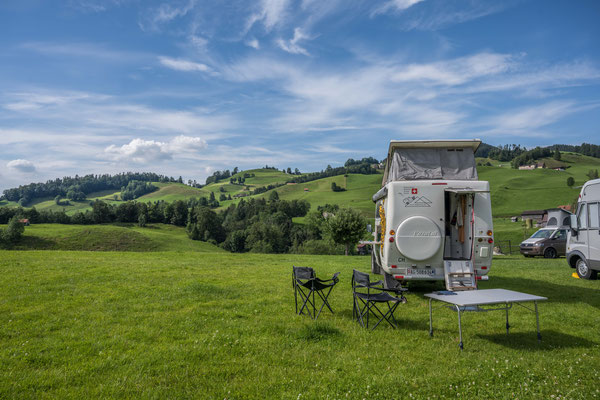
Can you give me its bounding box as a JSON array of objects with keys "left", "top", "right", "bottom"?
[
  {"left": 297, "top": 288, "right": 316, "bottom": 317},
  {"left": 315, "top": 287, "right": 335, "bottom": 319}
]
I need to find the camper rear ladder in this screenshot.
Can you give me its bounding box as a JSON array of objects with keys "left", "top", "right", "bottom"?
[{"left": 444, "top": 260, "right": 477, "bottom": 291}]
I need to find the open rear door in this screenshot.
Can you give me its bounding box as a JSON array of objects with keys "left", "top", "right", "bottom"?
[{"left": 443, "top": 188, "right": 489, "bottom": 291}]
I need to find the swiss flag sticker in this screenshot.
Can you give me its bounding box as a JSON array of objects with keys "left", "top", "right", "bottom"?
[{"left": 411, "top": 188, "right": 418, "bottom": 194}]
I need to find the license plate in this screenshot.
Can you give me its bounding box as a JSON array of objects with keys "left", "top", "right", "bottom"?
[{"left": 407, "top": 268, "right": 435, "bottom": 276}]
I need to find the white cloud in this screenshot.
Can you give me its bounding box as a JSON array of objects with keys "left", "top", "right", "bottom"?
[
  {"left": 246, "top": 38, "right": 260, "bottom": 49},
  {"left": 158, "top": 56, "right": 210, "bottom": 72},
  {"left": 168, "top": 135, "right": 208, "bottom": 152},
  {"left": 399, "top": 1, "right": 509, "bottom": 31},
  {"left": 392, "top": 53, "right": 514, "bottom": 86},
  {"left": 372, "top": 0, "right": 425, "bottom": 16},
  {"left": 246, "top": 0, "right": 290, "bottom": 32},
  {"left": 7, "top": 159, "right": 37, "bottom": 173},
  {"left": 276, "top": 28, "right": 310, "bottom": 56},
  {"left": 140, "top": 0, "right": 197, "bottom": 31},
  {"left": 104, "top": 135, "right": 207, "bottom": 163}
]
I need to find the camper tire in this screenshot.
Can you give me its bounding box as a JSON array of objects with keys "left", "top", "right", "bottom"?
[
  {"left": 576, "top": 258, "right": 598, "bottom": 280},
  {"left": 371, "top": 251, "right": 381, "bottom": 275},
  {"left": 543, "top": 247, "right": 557, "bottom": 259}
]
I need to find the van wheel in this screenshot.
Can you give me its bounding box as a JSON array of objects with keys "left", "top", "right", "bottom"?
[
  {"left": 576, "top": 258, "right": 598, "bottom": 280},
  {"left": 544, "top": 248, "right": 557, "bottom": 259},
  {"left": 371, "top": 251, "right": 381, "bottom": 275}
]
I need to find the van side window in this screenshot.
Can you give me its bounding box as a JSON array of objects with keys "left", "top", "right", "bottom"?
[
  {"left": 578, "top": 203, "right": 588, "bottom": 229},
  {"left": 557, "top": 230, "right": 568, "bottom": 240},
  {"left": 589, "top": 203, "right": 599, "bottom": 229}
]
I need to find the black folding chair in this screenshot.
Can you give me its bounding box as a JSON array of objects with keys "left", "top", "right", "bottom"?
[
  {"left": 293, "top": 266, "right": 340, "bottom": 319},
  {"left": 352, "top": 269, "right": 407, "bottom": 330}
]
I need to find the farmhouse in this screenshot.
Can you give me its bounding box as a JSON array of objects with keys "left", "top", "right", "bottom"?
[
  {"left": 518, "top": 162, "right": 546, "bottom": 170},
  {"left": 521, "top": 209, "right": 547, "bottom": 225}
]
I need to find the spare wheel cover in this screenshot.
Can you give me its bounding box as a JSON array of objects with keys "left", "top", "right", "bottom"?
[{"left": 395, "top": 216, "right": 442, "bottom": 261}]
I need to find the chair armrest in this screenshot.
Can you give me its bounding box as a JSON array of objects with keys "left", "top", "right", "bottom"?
[{"left": 317, "top": 272, "right": 341, "bottom": 283}]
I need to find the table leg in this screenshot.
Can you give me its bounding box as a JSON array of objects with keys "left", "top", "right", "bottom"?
[
  {"left": 505, "top": 303, "right": 510, "bottom": 335},
  {"left": 429, "top": 298, "right": 433, "bottom": 337},
  {"left": 456, "top": 305, "right": 463, "bottom": 350},
  {"left": 535, "top": 301, "right": 541, "bottom": 342}
]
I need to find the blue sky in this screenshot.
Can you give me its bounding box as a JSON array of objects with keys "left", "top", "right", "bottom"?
[{"left": 1, "top": 0, "right": 599, "bottom": 190}]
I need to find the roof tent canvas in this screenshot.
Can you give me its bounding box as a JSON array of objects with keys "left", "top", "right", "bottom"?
[
  {"left": 545, "top": 208, "right": 572, "bottom": 228},
  {"left": 382, "top": 140, "right": 481, "bottom": 186}
]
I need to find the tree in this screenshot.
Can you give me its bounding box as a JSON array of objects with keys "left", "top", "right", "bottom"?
[
  {"left": 269, "top": 190, "right": 280, "bottom": 202},
  {"left": 55, "top": 195, "right": 62, "bottom": 205},
  {"left": 286, "top": 167, "right": 292, "bottom": 174},
  {"left": 324, "top": 208, "right": 367, "bottom": 256},
  {"left": 567, "top": 177, "right": 575, "bottom": 187},
  {"left": 586, "top": 169, "right": 599, "bottom": 180},
  {"left": 138, "top": 213, "right": 147, "bottom": 227},
  {"left": 294, "top": 168, "right": 300, "bottom": 175},
  {"left": 2, "top": 216, "right": 25, "bottom": 243},
  {"left": 553, "top": 148, "right": 561, "bottom": 161}
]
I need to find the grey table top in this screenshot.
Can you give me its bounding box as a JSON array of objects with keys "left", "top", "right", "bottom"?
[{"left": 425, "top": 289, "right": 547, "bottom": 307}]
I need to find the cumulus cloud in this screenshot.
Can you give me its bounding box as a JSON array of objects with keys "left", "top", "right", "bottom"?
[
  {"left": 105, "top": 135, "right": 207, "bottom": 163},
  {"left": 7, "top": 159, "right": 37, "bottom": 173}
]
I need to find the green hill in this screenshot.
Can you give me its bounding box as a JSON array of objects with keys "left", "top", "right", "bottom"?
[
  {"left": 478, "top": 153, "right": 600, "bottom": 216},
  {"left": 0, "top": 223, "right": 224, "bottom": 252},
  {"left": 2, "top": 153, "right": 600, "bottom": 219}
]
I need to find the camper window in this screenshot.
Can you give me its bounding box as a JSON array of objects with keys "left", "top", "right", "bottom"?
[
  {"left": 589, "top": 203, "right": 599, "bottom": 229},
  {"left": 578, "top": 203, "right": 588, "bottom": 230}
]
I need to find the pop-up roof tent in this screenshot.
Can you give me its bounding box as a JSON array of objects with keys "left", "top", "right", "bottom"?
[
  {"left": 545, "top": 208, "right": 572, "bottom": 228},
  {"left": 382, "top": 139, "right": 481, "bottom": 186}
]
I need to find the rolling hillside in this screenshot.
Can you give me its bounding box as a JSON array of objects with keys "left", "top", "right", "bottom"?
[
  {"left": 0, "top": 223, "right": 224, "bottom": 252},
  {"left": 2, "top": 153, "right": 599, "bottom": 218}
]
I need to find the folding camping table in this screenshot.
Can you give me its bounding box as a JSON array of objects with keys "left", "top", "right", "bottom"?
[{"left": 425, "top": 289, "right": 547, "bottom": 350}]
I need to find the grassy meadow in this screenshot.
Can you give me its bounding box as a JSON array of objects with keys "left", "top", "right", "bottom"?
[
  {"left": 0, "top": 224, "right": 223, "bottom": 252},
  {"left": 1, "top": 250, "right": 599, "bottom": 399}
]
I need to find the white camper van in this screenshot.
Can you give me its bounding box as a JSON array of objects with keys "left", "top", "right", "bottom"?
[
  {"left": 371, "top": 140, "right": 494, "bottom": 291},
  {"left": 567, "top": 178, "right": 600, "bottom": 280}
]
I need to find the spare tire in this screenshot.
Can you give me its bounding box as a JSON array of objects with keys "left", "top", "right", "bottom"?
[{"left": 395, "top": 216, "right": 442, "bottom": 261}]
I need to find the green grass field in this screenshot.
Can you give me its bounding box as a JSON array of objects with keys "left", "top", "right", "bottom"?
[
  {"left": 0, "top": 224, "right": 223, "bottom": 252},
  {"left": 1, "top": 251, "right": 598, "bottom": 398}
]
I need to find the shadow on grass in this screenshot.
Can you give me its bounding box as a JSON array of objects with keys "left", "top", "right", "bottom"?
[
  {"left": 296, "top": 322, "right": 342, "bottom": 342},
  {"left": 482, "top": 276, "right": 600, "bottom": 309},
  {"left": 477, "top": 330, "right": 598, "bottom": 351},
  {"left": 337, "top": 308, "right": 428, "bottom": 331},
  {"left": 186, "top": 282, "right": 239, "bottom": 299},
  {"left": 3, "top": 236, "right": 56, "bottom": 250}
]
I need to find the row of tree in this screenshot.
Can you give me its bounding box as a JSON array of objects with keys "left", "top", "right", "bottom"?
[
  {"left": 0, "top": 195, "right": 368, "bottom": 255},
  {"left": 187, "top": 194, "right": 366, "bottom": 255},
  {"left": 511, "top": 147, "right": 555, "bottom": 168},
  {"left": 2, "top": 172, "right": 178, "bottom": 205},
  {"left": 120, "top": 181, "right": 159, "bottom": 201}
]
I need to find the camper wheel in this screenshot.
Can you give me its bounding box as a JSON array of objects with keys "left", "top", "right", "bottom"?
[
  {"left": 543, "top": 247, "right": 557, "bottom": 259},
  {"left": 576, "top": 258, "right": 598, "bottom": 280},
  {"left": 371, "top": 251, "right": 381, "bottom": 275}
]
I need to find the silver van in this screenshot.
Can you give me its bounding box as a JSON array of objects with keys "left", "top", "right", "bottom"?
[{"left": 567, "top": 178, "right": 600, "bottom": 279}]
